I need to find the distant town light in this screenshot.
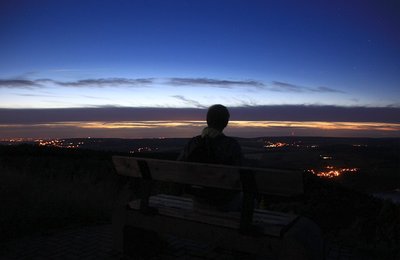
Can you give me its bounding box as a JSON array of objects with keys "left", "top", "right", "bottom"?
[
  {"left": 309, "top": 166, "right": 359, "bottom": 178},
  {"left": 264, "top": 141, "right": 288, "bottom": 148}
]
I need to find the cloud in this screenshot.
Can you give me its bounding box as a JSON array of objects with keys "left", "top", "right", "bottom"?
[
  {"left": 271, "top": 81, "right": 344, "bottom": 93},
  {"left": 171, "top": 95, "right": 207, "bottom": 108},
  {"left": 1, "top": 77, "right": 265, "bottom": 90},
  {"left": 271, "top": 81, "right": 305, "bottom": 92},
  {"left": 14, "top": 93, "right": 60, "bottom": 98},
  {"left": 0, "top": 79, "right": 41, "bottom": 89},
  {"left": 56, "top": 78, "right": 153, "bottom": 87},
  {"left": 0, "top": 77, "right": 343, "bottom": 93},
  {"left": 51, "top": 69, "right": 81, "bottom": 72},
  {"left": 387, "top": 102, "right": 400, "bottom": 108},
  {"left": 0, "top": 78, "right": 153, "bottom": 89},
  {"left": 0, "top": 105, "right": 399, "bottom": 124},
  {"left": 0, "top": 107, "right": 204, "bottom": 124},
  {"left": 312, "top": 86, "right": 345, "bottom": 93},
  {"left": 81, "top": 95, "right": 113, "bottom": 100},
  {"left": 229, "top": 105, "right": 399, "bottom": 123},
  {"left": 168, "top": 78, "right": 265, "bottom": 89},
  {"left": 1, "top": 77, "right": 267, "bottom": 90}
]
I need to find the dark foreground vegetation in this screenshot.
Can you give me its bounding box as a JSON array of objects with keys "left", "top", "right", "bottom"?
[
  {"left": 0, "top": 144, "right": 399, "bottom": 259},
  {"left": 0, "top": 145, "right": 124, "bottom": 242}
]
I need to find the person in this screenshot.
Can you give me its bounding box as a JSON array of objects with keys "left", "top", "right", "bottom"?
[
  {"left": 178, "top": 104, "right": 242, "bottom": 165},
  {"left": 178, "top": 104, "right": 243, "bottom": 211}
]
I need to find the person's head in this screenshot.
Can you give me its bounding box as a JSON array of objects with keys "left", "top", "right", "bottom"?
[{"left": 206, "top": 104, "right": 230, "bottom": 131}]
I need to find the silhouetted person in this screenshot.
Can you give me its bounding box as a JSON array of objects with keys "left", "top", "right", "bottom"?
[
  {"left": 178, "top": 104, "right": 242, "bottom": 164},
  {"left": 178, "top": 104, "right": 242, "bottom": 211}
]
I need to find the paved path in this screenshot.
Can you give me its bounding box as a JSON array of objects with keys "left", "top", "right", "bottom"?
[
  {"left": 0, "top": 224, "right": 356, "bottom": 259},
  {"left": 0, "top": 225, "right": 121, "bottom": 259},
  {"left": 0, "top": 224, "right": 239, "bottom": 260}
]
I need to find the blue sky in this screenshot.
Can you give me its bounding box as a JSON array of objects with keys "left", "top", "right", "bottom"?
[{"left": 0, "top": 0, "right": 399, "bottom": 138}]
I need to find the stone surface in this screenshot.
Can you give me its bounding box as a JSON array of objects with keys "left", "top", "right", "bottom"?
[{"left": 0, "top": 224, "right": 355, "bottom": 259}]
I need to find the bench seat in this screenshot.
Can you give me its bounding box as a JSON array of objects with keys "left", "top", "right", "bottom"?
[
  {"left": 128, "top": 194, "right": 299, "bottom": 237},
  {"left": 112, "top": 156, "right": 324, "bottom": 259}
]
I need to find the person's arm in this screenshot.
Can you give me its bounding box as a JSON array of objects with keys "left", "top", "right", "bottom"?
[
  {"left": 177, "top": 145, "right": 187, "bottom": 161},
  {"left": 233, "top": 141, "right": 243, "bottom": 166},
  {"left": 177, "top": 138, "right": 194, "bottom": 161}
]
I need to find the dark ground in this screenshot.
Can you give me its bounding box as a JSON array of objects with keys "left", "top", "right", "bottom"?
[{"left": 0, "top": 138, "right": 399, "bottom": 259}]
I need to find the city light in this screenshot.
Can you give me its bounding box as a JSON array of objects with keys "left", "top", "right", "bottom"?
[
  {"left": 264, "top": 141, "right": 289, "bottom": 148},
  {"left": 263, "top": 140, "right": 318, "bottom": 149},
  {"left": 36, "top": 139, "right": 84, "bottom": 148},
  {"left": 309, "top": 166, "right": 359, "bottom": 178},
  {"left": 130, "top": 147, "right": 158, "bottom": 153}
]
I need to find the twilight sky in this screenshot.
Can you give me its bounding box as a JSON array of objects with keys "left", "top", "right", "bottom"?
[{"left": 0, "top": 0, "right": 399, "bottom": 138}]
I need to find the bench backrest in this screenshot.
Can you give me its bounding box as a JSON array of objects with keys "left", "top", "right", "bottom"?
[{"left": 112, "top": 156, "right": 304, "bottom": 196}]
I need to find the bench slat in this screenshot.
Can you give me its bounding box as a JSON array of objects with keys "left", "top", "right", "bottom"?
[
  {"left": 127, "top": 195, "right": 298, "bottom": 237},
  {"left": 122, "top": 209, "right": 284, "bottom": 257},
  {"left": 113, "top": 156, "right": 303, "bottom": 196}
]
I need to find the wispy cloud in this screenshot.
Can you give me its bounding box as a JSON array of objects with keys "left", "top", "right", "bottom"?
[
  {"left": 0, "top": 77, "right": 265, "bottom": 90},
  {"left": 14, "top": 93, "right": 60, "bottom": 98},
  {"left": 1, "top": 77, "right": 344, "bottom": 94},
  {"left": 387, "top": 102, "right": 400, "bottom": 108},
  {"left": 171, "top": 95, "right": 207, "bottom": 108},
  {"left": 271, "top": 81, "right": 345, "bottom": 93},
  {"left": 81, "top": 95, "right": 113, "bottom": 100},
  {"left": 271, "top": 81, "right": 304, "bottom": 92},
  {"left": 50, "top": 69, "right": 81, "bottom": 72},
  {"left": 0, "top": 78, "right": 153, "bottom": 89},
  {"left": 0, "top": 79, "right": 41, "bottom": 89},
  {"left": 312, "top": 86, "right": 345, "bottom": 93},
  {"left": 56, "top": 78, "right": 153, "bottom": 87},
  {"left": 168, "top": 78, "right": 265, "bottom": 89}
]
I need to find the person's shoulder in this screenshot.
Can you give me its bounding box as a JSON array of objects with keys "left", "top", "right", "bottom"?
[
  {"left": 187, "top": 135, "right": 203, "bottom": 146},
  {"left": 178, "top": 135, "right": 203, "bottom": 161},
  {"left": 191, "top": 135, "right": 203, "bottom": 142}
]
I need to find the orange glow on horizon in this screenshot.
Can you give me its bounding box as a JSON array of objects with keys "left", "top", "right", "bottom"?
[
  {"left": 0, "top": 120, "right": 399, "bottom": 131},
  {"left": 229, "top": 121, "right": 400, "bottom": 131},
  {"left": 0, "top": 120, "right": 399, "bottom": 139}
]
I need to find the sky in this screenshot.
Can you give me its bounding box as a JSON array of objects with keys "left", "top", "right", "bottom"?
[{"left": 0, "top": 0, "right": 399, "bottom": 138}]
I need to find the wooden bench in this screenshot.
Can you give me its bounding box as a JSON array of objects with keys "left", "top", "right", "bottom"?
[{"left": 112, "top": 156, "right": 323, "bottom": 259}]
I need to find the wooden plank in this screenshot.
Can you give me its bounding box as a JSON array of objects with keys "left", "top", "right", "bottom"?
[
  {"left": 113, "top": 156, "right": 241, "bottom": 189},
  {"left": 127, "top": 195, "right": 298, "bottom": 237},
  {"left": 149, "top": 195, "right": 193, "bottom": 211},
  {"left": 123, "top": 209, "right": 296, "bottom": 257},
  {"left": 113, "top": 156, "right": 142, "bottom": 177},
  {"left": 112, "top": 156, "right": 303, "bottom": 196}
]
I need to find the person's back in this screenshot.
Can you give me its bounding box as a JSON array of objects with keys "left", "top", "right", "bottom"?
[
  {"left": 179, "top": 132, "right": 241, "bottom": 165},
  {"left": 178, "top": 104, "right": 242, "bottom": 210}
]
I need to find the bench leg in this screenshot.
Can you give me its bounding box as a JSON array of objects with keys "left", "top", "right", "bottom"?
[
  {"left": 112, "top": 183, "right": 134, "bottom": 253},
  {"left": 112, "top": 205, "right": 126, "bottom": 253}
]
